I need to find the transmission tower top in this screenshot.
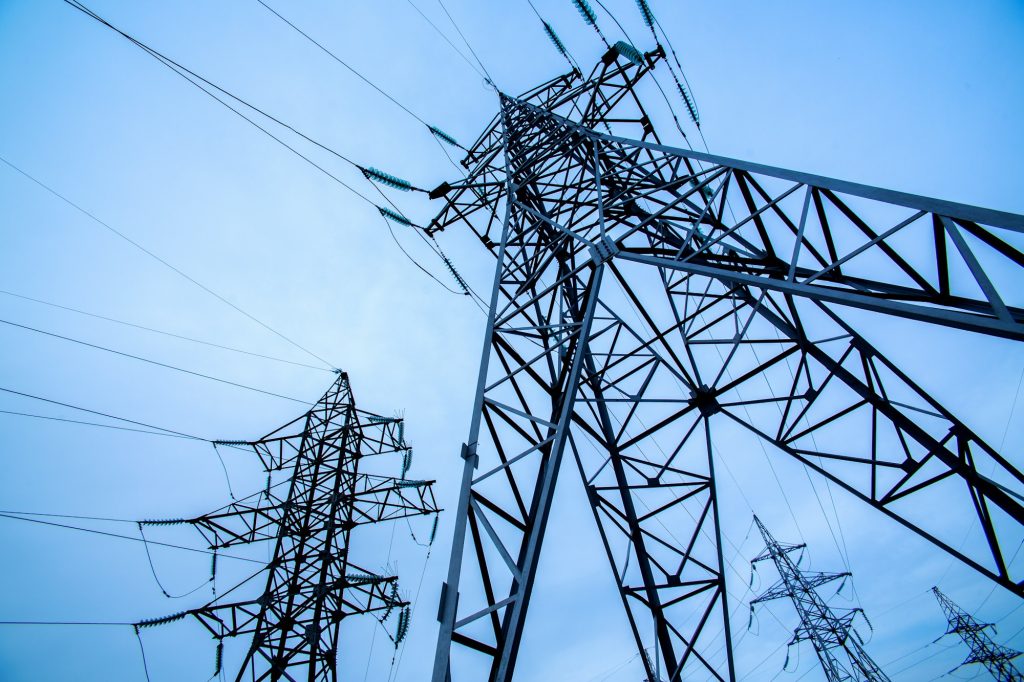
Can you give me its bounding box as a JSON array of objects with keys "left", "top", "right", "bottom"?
[
  {"left": 426, "top": 15, "right": 1024, "bottom": 681},
  {"left": 932, "top": 586, "right": 1023, "bottom": 682},
  {"left": 751, "top": 516, "right": 889, "bottom": 682},
  {"left": 136, "top": 371, "right": 439, "bottom": 681}
]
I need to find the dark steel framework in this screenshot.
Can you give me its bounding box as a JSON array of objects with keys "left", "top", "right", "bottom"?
[
  {"left": 139, "top": 372, "right": 439, "bottom": 682},
  {"left": 751, "top": 516, "right": 888, "bottom": 682},
  {"left": 932, "top": 586, "right": 1023, "bottom": 682},
  {"left": 428, "top": 46, "right": 1024, "bottom": 682}
]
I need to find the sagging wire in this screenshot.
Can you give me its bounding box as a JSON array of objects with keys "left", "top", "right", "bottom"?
[
  {"left": 138, "top": 522, "right": 214, "bottom": 599},
  {"left": 255, "top": 0, "right": 468, "bottom": 151},
  {"left": 389, "top": 515, "right": 441, "bottom": 681},
  {"left": 359, "top": 156, "right": 482, "bottom": 305},
  {"left": 67, "top": 0, "right": 477, "bottom": 301},
  {"left": 0, "top": 155, "right": 336, "bottom": 370},
  {"left": 211, "top": 443, "right": 237, "bottom": 500},
  {"left": 134, "top": 624, "right": 153, "bottom": 682},
  {"left": 0, "top": 289, "right": 333, "bottom": 373},
  {"left": 378, "top": 215, "right": 465, "bottom": 296}
]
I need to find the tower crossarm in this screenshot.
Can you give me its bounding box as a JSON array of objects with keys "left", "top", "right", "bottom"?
[
  {"left": 138, "top": 371, "right": 436, "bottom": 682},
  {"left": 752, "top": 571, "right": 849, "bottom": 606},
  {"left": 513, "top": 97, "right": 1024, "bottom": 340},
  {"left": 933, "top": 586, "right": 1024, "bottom": 681},
  {"left": 427, "top": 46, "right": 666, "bottom": 242},
  {"left": 753, "top": 518, "right": 889, "bottom": 682},
  {"left": 501, "top": 95, "right": 1024, "bottom": 595},
  {"left": 431, "top": 51, "right": 1024, "bottom": 682}
]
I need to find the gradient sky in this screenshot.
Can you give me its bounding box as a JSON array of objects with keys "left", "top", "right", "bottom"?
[{"left": 0, "top": 0, "right": 1022, "bottom": 680}]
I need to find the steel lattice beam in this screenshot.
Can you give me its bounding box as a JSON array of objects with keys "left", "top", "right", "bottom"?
[
  {"left": 430, "top": 50, "right": 1024, "bottom": 682},
  {"left": 139, "top": 373, "right": 439, "bottom": 682}
]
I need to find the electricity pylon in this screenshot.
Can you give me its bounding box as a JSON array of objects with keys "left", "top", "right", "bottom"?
[
  {"left": 427, "top": 45, "right": 1024, "bottom": 682},
  {"left": 933, "top": 586, "right": 1023, "bottom": 682},
  {"left": 750, "top": 516, "right": 889, "bottom": 681},
  {"left": 137, "top": 371, "right": 439, "bottom": 682}
]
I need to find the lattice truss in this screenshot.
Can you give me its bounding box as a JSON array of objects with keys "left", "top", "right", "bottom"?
[
  {"left": 933, "top": 587, "right": 1023, "bottom": 682},
  {"left": 428, "top": 46, "right": 1024, "bottom": 682},
  {"left": 751, "top": 517, "right": 889, "bottom": 682},
  {"left": 139, "top": 372, "right": 439, "bottom": 682}
]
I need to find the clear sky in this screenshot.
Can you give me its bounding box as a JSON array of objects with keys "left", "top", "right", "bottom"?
[{"left": 0, "top": 0, "right": 1022, "bottom": 680}]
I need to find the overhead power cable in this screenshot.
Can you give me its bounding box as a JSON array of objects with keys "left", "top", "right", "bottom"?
[
  {"left": 0, "top": 317, "right": 309, "bottom": 404},
  {"left": 63, "top": 1, "right": 406, "bottom": 200},
  {"left": 432, "top": 0, "right": 497, "bottom": 88},
  {"left": 0, "top": 154, "right": 334, "bottom": 370},
  {"left": 0, "top": 620, "right": 134, "bottom": 626},
  {"left": 63, "top": 1, "right": 475, "bottom": 298},
  {"left": 401, "top": 0, "right": 488, "bottom": 81},
  {"left": 0, "top": 289, "right": 331, "bottom": 373},
  {"left": 0, "top": 409, "right": 203, "bottom": 440},
  {"left": 0, "top": 385, "right": 209, "bottom": 440},
  {"left": 0, "top": 512, "right": 263, "bottom": 564},
  {"left": 253, "top": 0, "right": 465, "bottom": 151}
]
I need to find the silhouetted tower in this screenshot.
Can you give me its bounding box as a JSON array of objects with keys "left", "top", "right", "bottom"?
[
  {"left": 932, "top": 586, "right": 1023, "bottom": 682},
  {"left": 427, "top": 30, "right": 1024, "bottom": 682},
  {"left": 137, "top": 372, "right": 439, "bottom": 681},
  {"left": 750, "top": 516, "right": 888, "bottom": 682}
]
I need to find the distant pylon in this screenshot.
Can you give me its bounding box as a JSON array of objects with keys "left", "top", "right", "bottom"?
[
  {"left": 932, "top": 586, "right": 1023, "bottom": 682},
  {"left": 750, "top": 516, "right": 889, "bottom": 682},
  {"left": 136, "top": 372, "right": 439, "bottom": 681}
]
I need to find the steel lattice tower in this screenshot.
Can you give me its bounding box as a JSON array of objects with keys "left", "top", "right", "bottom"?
[
  {"left": 137, "top": 371, "right": 439, "bottom": 681},
  {"left": 932, "top": 587, "right": 1023, "bottom": 682},
  {"left": 751, "top": 516, "right": 888, "bottom": 682},
  {"left": 427, "top": 46, "right": 1024, "bottom": 682}
]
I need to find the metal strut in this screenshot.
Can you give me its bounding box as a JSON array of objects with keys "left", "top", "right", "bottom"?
[
  {"left": 430, "top": 50, "right": 1024, "bottom": 682},
  {"left": 139, "top": 373, "right": 439, "bottom": 682}
]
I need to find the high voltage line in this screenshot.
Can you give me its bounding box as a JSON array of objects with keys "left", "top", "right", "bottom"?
[
  {"left": 0, "top": 289, "right": 333, "bottom": 372},
  {"left": 63, "top": 0, "right": 475, "bottom": 296},
  {"left": 3, "top": 2, "right": 1023, "bottom": 681},
  {"left": 0, "top": 385, "right": 213, "bottom": 441},
  {"left": 0, "top": 317, "right": 311, "bottom": 404},
  {"left": 401, "top": 0, "right": 490, "bottom": 82},
  {"left": 0, "top": 154, "right": 336, "bottom": 369},
  {"left": 254, "top": 0, "right": 464, "bottom": 149}
]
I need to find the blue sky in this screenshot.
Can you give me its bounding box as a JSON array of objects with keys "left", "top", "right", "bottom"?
[{"left": 0, "top": 0, "right": 1022, "bottom": 679}]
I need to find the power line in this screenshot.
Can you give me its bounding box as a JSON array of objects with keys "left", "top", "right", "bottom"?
[
  {"left": 63, "top": 0, "right": 381, "bottom": 200},
  {"left": 0, "top": 154, "right": 335, "bottom": 369},
  {"left": 254, "top": 0, "right": 438, "bottom": 133},
  {"left": 64, "top": 0, "right": 477, "bottom": 299},
  {"left": 0, "top": 385, "right": 209, "bottom": 440},
  {"left": 0, "top": 289, "right": 331, "bottom": 372},
  {"left": 0, "top": 510, "right": 136, "bottom": 523},
  {"left": 0, "top": 512, "right": 263, "bottom": 564},
  {"left": 401, "top": 0, "right": 488, "bottom": 81},
  {"left": 0, "top": 408, "right": 203, "bottom": 440},
  {"left": 0, "top": 317, "right": 309, "bottom": 404},
  {"left": 0, "top": 620, "right": 134, "bottom": 626},
  {"left": 432, "top": 0, "right": 496, "bottom": 87}
]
